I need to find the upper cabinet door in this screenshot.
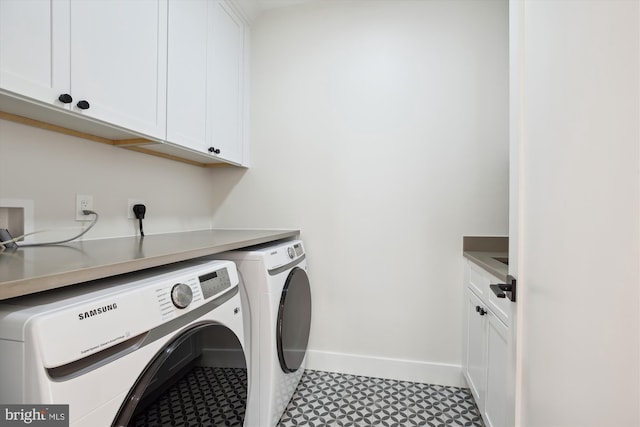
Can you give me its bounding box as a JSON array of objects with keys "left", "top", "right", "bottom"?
[
  {"left": 1, "top": 0, "right": 247, "bottom": 167},
  {"left": 208, "top": 0, "right": 246, "bottom": 165},
  {"left": 165, "top": 0, "right": 247, "bottom": 165},
  {"left": 166, "top": 0, "right": 209, "bottom": 152},
  {"left": 69, "top": 0, "right": 168, "bottom": 139},
  {"left": 0, "top": 0, "right": 70, "bottom": 106}
]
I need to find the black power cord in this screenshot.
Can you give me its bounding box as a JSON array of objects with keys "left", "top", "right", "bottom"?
[{"left": 133, "top": 204, "right": 146, "bottom": 237}]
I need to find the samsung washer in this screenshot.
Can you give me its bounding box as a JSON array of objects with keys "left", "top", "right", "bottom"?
[
  {"left": 216, "top": 239, "right": 312, "bottom": 427},
  {"left": 0, "top": 259, "right": 248, "bottom": 426}
]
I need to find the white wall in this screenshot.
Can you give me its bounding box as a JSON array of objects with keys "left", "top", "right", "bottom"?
[
  {"left": 514, "top": 1, "right": 640, "bottom": 425},
  {"left": 0, "top": 119, "right": 216, "bottom": 241},
  {"left": 211, "top": 0, "right": 509, "bottom": 384},
  {"left": 0, "top": 0, "right": 509, "bottom": 388}
]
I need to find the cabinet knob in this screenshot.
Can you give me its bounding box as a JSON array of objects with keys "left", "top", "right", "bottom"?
[
  {"left": 76, "top": 100, "right": 90, "bottom": 110},
  {"left": 58, "top": 93, "right": 73, "bottom": 104},
  {"left": 208, "top": 147, "right": 221, "bottom": 154},
  {"left": 476, "top": 306, "right": 487, "bottom": 316}
]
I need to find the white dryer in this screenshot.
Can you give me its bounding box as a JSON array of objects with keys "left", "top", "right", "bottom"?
[
  {"left": 0, "top": 259, "right": 248, "bottom": 427},
  {"left": 216, "top": 239, "right": 312, "bottom": 427}
]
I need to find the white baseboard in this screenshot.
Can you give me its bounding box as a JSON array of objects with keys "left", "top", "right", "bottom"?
[
  {"left": 200, "top": 348, "right": 468, "bottom": 388},
  {"left": 305, "top": 350, "right": 466, "bottom": 388}
]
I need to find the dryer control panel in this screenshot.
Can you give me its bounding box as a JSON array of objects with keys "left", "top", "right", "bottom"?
[{"left": 265, "top": 240, "right": 305, "bottom": 271}]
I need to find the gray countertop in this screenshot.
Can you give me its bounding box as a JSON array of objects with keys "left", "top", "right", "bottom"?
[
  {"left": 462, "top": 235, "right": 509, "bottom": 281},
  {"left": 463, "top": 251, "right": 509, "bottom": 281},
  {"left": 0, "top": 229, "right": 299, "bottom": 300}
]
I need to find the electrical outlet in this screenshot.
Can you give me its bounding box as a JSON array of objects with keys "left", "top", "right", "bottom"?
[
  {"left": 128, "top": 199, "right": 145, "bottom": 219},
  {"left": 76, "top": 194, "right": 94, "bottom": 221}
]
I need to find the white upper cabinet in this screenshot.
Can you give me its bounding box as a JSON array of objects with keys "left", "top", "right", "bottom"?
[
  {"left": 165, "top": 0, "right": 247, "bottom": 165},
  {"left": 0, "top": 0, "right": 248, "bottom": 167},
  {"left": 0, "top": 0, "right": 70, "bottom": 107},
  {"left": 69, "top": 0, "right": 167, "bottom": 139},
  {"left": 166, "top": 0, "right": 209, "bottom": 152},
  {"left": 208, "top": 0, "right": 245, "bottom": 164},
  {"left": 0, "top": 0, "right": 167, "bottom": 140}
]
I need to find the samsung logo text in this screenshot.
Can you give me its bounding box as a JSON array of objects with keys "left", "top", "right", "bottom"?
[{"left": 78, "top": 303, "right": 118, "bottom": 320}]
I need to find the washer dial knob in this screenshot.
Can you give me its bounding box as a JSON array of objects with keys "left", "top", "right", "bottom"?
[
  {"left": 171, "top": 283, "right": 193, "bottom": 309},
  {"left": 287, "top": 247, "right": 295, "bottom": 259}
]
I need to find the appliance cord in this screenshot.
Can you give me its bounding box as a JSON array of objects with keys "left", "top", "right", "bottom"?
[{"left": 0, "top": 210, "right": 99, "bottom": 248}]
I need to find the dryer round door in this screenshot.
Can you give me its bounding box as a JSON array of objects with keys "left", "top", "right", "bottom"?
[{"left": 277, "top": 267, "right": 312, "bottom": 373}]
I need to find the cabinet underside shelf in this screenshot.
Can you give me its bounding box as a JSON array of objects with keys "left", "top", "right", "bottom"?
[{"left": 0, "top": 109, "right": 234, "bottom": 168}]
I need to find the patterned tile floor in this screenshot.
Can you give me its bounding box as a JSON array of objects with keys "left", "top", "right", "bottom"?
[
  {"left": 278, "top": 370, "right": 484, "bottom": 427},
  {"left": 130, "top": 367, "right": 247, "bottom": 427},
  {"left": 129, "top": 367, "right": 484, "bottom": 426}
]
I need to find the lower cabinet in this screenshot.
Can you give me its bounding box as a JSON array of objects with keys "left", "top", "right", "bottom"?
[
  {"left": 465, "top": 290, "right": 487, "bottom": 403},
  {"left": 463, "top": 260, "right": 513, "bottom": 427},
  {"left": 484, "top": 311, "right": 508, "bottom": 427}
]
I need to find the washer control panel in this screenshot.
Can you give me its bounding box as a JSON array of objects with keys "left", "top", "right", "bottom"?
[
  {"left": 170, "top": 283, "right": 193, "bottom": 309},
  {"left": 198, "top": 268, "right": 232, "bottom": 300},
  {"left": 8, "top": 260, "right": 239, "bottom": 369},
  {"left": 153, "top": 263, "right": 232, "bottom": 320}
]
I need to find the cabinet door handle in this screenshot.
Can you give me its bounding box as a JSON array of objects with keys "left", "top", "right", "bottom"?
[
  {"left": 490, "top": 275, "right": 517, "bottom": 302},
  {"left": 76, "top": 100, "right": 90, "bottom": 110},
  {"left": 58, "top": 93, "right": 73, "bottom": 104},
  {"left": 208, "top": 147, "right": 221, "bottom": 154},
  {"left": 490, "top": 284, "right": 507, "bottom": 298}
]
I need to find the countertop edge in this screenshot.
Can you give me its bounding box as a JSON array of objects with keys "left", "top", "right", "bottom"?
[
  {"left": 0, "top": 229, "right": 299, "bottom": 300},
  {"left": 463, "top": 251, "right": 509, "bottom": 282}
]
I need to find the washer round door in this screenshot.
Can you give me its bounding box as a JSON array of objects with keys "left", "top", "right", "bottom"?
[
  {"left": 112, "top": 322, "right": 247, "bottom": 426},
  {"left": 277, "top": 267, "right": 312, "bottom": 373}
]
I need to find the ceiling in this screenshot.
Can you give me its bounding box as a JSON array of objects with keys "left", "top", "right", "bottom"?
[
  {"left": 236, "top": 0, "right": 318, "bottom": 21},
  {"left": 256, "top": 0, "right": 317, "bottom": 9}
]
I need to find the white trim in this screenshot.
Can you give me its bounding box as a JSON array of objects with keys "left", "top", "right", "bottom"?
[{"left": 305, "top": 350, "right": 466, "bottom": 388}]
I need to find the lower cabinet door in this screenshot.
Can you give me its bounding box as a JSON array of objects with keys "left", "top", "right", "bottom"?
[
  {"left": 465, "top": 290, "right": 487, "bottom": 408},
  {"left": 484, "top": 312, "right": 508, "bottom": 427}
]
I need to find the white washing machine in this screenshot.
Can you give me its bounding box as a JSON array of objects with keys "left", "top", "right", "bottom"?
[
  {"left": 0, "top": 259, "right": 248, "bottom": 426},
  {"left": 216, "top": 239, "right": 312, "bottom": 427}
]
